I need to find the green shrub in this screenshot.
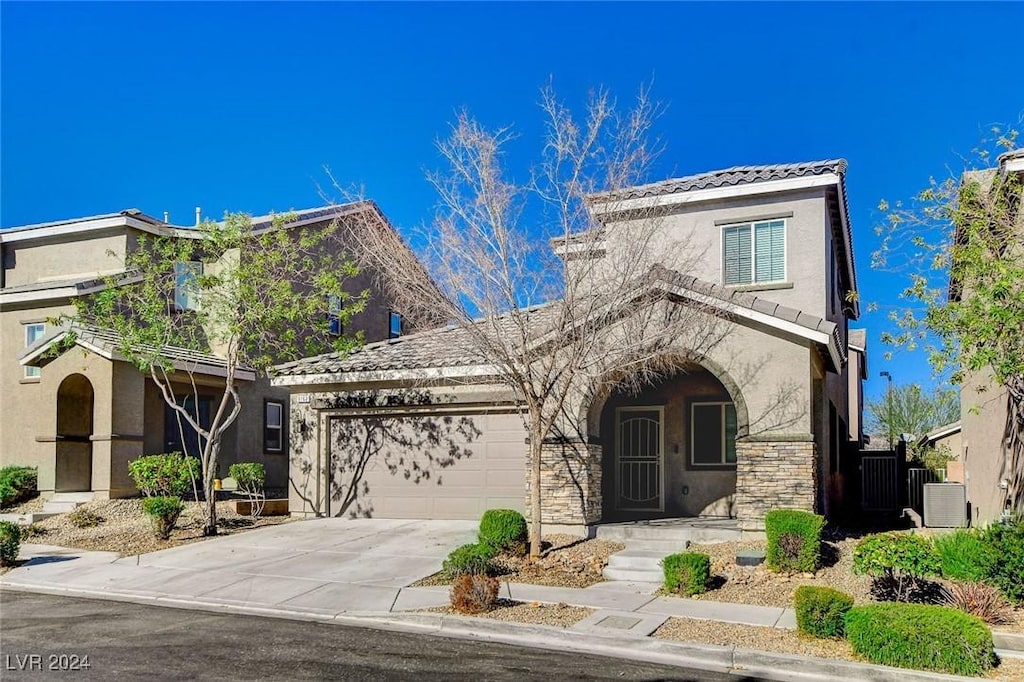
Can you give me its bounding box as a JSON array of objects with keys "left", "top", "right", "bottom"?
[
  {"left": 794, "top": 586, "right": 853, "bottom": 639},
  {"left": 68, "top": 507, "right": 103, "bottom": 529},
  {"left": 853, "top": 532, "right": 941, "bottom": 602},
  {"left": 764, "top": 509, "right": 824, "bottom": 573},
  {"left": 129, "top": 453, "right": 199, "bottom": 497},
  {"left": 479, "top": 509, "right": 528, "bottom": 555},
  {"left": 228, "top": 462, "right": 266, "bottom": 493},
  {"left": 935, "top": 529, "right": 993, "bottom": 583},
  {"left": 0, "top": 520, "right": 22, "bottom": 566},
  {"left": 141, "top": 496, "right": 185, "bottom": 540},
  {"left": 662, "top": 552, "right": 711, "bottom": 596},
  {"left": 844, "top": 603, "right": 994, "bottom": 676},
  {"left": 0, "top": 466, "right": 38, "bottom": 508},
  {"left": 442, "top": 543, "right": 496, "bottom": 578},
  {"left": 982, "top": 519, "right": 1024, "bottom": 605}
]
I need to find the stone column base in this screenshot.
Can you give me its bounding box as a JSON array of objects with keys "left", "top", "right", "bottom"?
[
  {"left": 734, "top": 439, "right": 818, "bottom": 530},
  {"left": 525, "top": 441, "right": 602, "bottom": 526}
]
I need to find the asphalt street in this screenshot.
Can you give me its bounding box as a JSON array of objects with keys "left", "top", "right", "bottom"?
[{"left": 0, "top": 591, "right": 761, "bottom": 681}]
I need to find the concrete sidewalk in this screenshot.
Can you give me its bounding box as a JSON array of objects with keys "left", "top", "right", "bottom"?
[{"left": 0, "top": 520, "right": 992, "bottom": 681}]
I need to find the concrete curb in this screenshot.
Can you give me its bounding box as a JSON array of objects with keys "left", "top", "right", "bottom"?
[{"left": 0, "top": 582, "right": 973, "bottom": 681}]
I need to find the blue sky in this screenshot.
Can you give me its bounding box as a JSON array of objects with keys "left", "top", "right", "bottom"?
[{"left": 2, "top": 2, "right": 1021, "bottom": 403}]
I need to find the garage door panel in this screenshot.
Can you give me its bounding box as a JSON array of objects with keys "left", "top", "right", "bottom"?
[{"left": 329, "top": 412, "right": 527, "bottom": 519}]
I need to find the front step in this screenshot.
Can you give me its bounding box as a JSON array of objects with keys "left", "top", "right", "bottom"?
[
  {"left": 596, "top": 523, "right": 741, "bottom": 545},
  {"left": 602, "top": 566, "right": 664, "bottom": 582},
  {"left": 41, "top": 492, "right": 94, "bottom": 516}
]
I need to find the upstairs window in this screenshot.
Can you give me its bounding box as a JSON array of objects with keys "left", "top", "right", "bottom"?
[
  {"left": 24, "top": 322, "right": 45, "bottom": 378},
  {"left": 723, "top": 219, "right": 786, "bottom": 286},
  {"left": 174, "top": 261, "right": 202, "bottom": 311},
  {"left": 389, "top": 311, "right": 402, "bottom": 339},
  {"left": 327, "top": 294, "right": 343, "bottom": 336},
  {"left": 691, "top": 402, "right": 737, "bottom": 466}
]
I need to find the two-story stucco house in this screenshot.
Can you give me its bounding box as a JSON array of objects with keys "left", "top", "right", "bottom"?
[
  {"left": 0, "top": 202, "right": 411, "bottom": 501},
  {"left": 274, "top": 160, "right": 868, "bottom": 532}
]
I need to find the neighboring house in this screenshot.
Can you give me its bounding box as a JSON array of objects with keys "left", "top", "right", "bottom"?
[
  {"left": 274, "top": 160, "right": 867, "bottom": 532},
  {"left": 0, "top": 202, "right": 410, "bottom": 500},
  {"left": 917, "top": 421, "right": 962, "bottom": 477},
  {"left": 954, "top": 148, "right": 1024, "bottom": 524}
]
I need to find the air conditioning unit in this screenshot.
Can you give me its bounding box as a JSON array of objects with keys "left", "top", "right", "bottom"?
[{"left": 923, "top": 483, "right": 967, "bottom": 528}]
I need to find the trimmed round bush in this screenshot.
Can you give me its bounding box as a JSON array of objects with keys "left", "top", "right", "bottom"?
[
  {"left": 794, "top": 585, "right": 853, "bottom": 639},
  {"left": 765, "top": 509, "right": 824, "bottom": 573},
  {"left": 935, "top": 529, "right": 993, "bottom": 582},
  {"left": 852, "top": 532, "right": 940, "bottom": 602},
  {"left": 0, "top": 520, "right": 21, "bottom": 566},
  {"left": 662, "top": 552, "right": 711, "bottom": 596},
  {"left": 845, "top": 602, "right": 994, "bottom": 676},
  {"left": 141, "top": 496, "right": 185, "bottom": 540},
  {"left": 442, "top": 542, "right": 496, "bottom": 578},
  {"left": 982, "top": 520, "right": 1024, "bottom": 605},
  {"left": 479, "top": 509, "right": 528, "bottom": 555}
]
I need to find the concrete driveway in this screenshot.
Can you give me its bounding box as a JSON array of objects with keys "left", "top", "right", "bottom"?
[{"left": 2, "top": 518, "right": 477, "bottom": 615}]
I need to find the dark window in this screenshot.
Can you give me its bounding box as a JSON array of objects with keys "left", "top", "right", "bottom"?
[
  {"left": 691, "top": 402, "right": 737, "bottom": 465},
  {"left": 264, "top": 401, "right": 284, "bottom": 452},
  {"left": 164, "top": 396, "right": 211, "bottom": 456},
  {"left": 327, "top": 294, "right": 343, "bottom": 336},
  {"left": 389, "top": 311, "right": 402, "bottom": 339}
]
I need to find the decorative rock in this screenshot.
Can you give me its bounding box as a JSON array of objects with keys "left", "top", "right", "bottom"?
[{"left": 736, "top": 549, "right": 766, "bottom": 567}]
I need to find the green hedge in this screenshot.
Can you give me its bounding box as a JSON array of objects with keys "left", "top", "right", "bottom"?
[
  {"left": 228, "top": 462, "right": 266, "bottom": 493},
  {"left": 0, "top": 466, "right": 38, "bottom": 508},
  {"left": 128, "top": 453, "right": 199, "bottom": 497},
  {"left": 0, "top": 520, "right": 21, "bottom": 566},
  {"left": 794, "top": 586, "right": 852, "bottom": 639},
  {"left": 845, "top": 603, "right": 994, "bottom": 676},
  {"left": 662, "top": 552, "right": 710, "bottom": 596},
  {"left": 442, "top": 543, "right": 496, "bottom": 578},
  {"left": 983, "top": 520, "right": 1024, "bottom": 605},
  {"left": 141, "top": 496, "right": 185, "bottom": 540},
  {"left": 479, "top": 509, "right": 527, "bottom": 555},
  {"left": 935, "top": 529, "right": 993, "bottom": 583},
  {"left": 764, "top": 509, "right": 824, "bottom": 573}
]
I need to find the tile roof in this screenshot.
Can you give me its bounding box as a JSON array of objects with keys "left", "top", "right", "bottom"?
[
  {"left": 274, "top": 266, "right": 841, "bottom": 379},
  {"left": 589, "top": 160, "right": 847, "bottom": 203}
]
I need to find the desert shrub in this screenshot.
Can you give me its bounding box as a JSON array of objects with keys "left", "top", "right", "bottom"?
[
  {"left": 982, "top": 519, "right": 1024, "bottom": 605},
  {"left": 845, "top": 603, "right": 994, "bottom": 676},
  {"left": 662, "top": 552, "right": 711, "bottom": 596},
  {"left": 941, "top": 581, "right": 1014, "bottom": 624},
  {"left": 141, "top": 496, "right": 185, "bottom": 540},
  {"left": 19, "top": 524, "right": 45, "bottom": 539},
  {"left": 68, "top": 507, "right": 103, "bottom": 529},
  {"left": 0, "top": 520, "right": 22, "bottom": 566},
  {"left": 479, "top": 509, "right": 528, "bottom": 555},
  {"left": 764, "top": 509, "right": 824, "bottom": 573},
  {"left": 794, "top": 586, "right": 853, "bottom": 639},
  {"left": 442, "top": 542, "right": 496, "bottom": 578},
  {"left": 0, "top": 466, "right": 38, "bottom": 508},
  {"left": 852, "top": 532, "right": 940, "bottom": 602},
  {"left": 450, "top": 573, "right": 500, "bottom": 614},
  {"left": 935, "top": 529, "right": 993, "bottom": 583},
  {"left": 228, "top": 462, "right": 266, "bottom": 517},
  {"left": 128, "top": 453, "right": 199, "bottom": 497}
]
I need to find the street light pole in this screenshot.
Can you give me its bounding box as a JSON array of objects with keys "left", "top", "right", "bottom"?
[{"left": 880, "top": 371, "right": 893, "bottom": 450}]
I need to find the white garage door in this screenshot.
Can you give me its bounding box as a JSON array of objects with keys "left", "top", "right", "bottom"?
[{"left": 327, "top": 411, "right": 526, "bottom": 520}]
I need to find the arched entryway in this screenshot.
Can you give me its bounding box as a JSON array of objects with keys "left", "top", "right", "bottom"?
[
  {"left": 55, "top": 374, "right": 94, "bottom": 492},
  {"left": 593, "top": 365, "right": 745, "bottom": 522}
]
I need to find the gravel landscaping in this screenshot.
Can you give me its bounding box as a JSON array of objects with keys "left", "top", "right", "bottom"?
[
  {"left": 413, "top": 534, "right": 625, "bottom": 589},
  {"left": 428, "top": 600, "right": 594, "bottom": 627},
  {"left": 12, "top": 498, "right": 294, "bottom": 556},
  {"left": 0, "top": 494, "right": 45, "bottom": 514}
]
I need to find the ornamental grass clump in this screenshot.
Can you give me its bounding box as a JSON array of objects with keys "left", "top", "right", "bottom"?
[
  {"left": 662, "top": 552, "right": 711, "bottom": 596},
  {"left": 935, "top": 528, "right": 993, "bottom": 583},
  {"left": 764, "top": 509, "right": 824, "bottom": 573},
  {"left": 794, "top": 586, "right": 853, "bottom": 639},
  {"left": 844, "top": 602, "right": 994, "bottom": 676}
]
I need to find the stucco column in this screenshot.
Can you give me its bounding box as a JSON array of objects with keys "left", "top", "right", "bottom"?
[
  {"left": 524, "top": 439, "right": 602, "bottom": 528},
  {"left": 733, "top": 438, "right": 818, "bottom": 530}
]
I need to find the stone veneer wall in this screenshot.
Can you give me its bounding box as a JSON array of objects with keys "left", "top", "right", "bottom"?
[
  {"left": 525, "top": 441, "right": 602, "bottom": 525},
  {"left": 734, "top": 440, "right": 818, "bottom": 530}
]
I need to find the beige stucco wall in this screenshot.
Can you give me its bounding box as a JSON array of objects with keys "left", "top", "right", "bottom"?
[
  {"left": 960, "top": 371, "right": 1009, "bottom": 524},
  {"left": 3, "top": 231, "right": 129, "bottom": 287}
]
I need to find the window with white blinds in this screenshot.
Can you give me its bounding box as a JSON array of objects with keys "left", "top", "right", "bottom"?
[{"left": 722, "top": 219, "right": 786, "bottom": 285}]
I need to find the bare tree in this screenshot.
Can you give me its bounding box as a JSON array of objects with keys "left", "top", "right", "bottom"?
[{"left": 332, "top": 85, "right": 729, "bottom": 557}]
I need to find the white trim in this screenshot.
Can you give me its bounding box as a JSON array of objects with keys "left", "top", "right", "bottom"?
[
  {"left": 270, "top": 363, "right": 502, "bottom": 386},
  {"left": 1003, "top": 157, "right": 1024, "bottom": 173},
  {"left": 614, "top": 405, "right": 665, "bottom": 512},
  {"left": 590, "top": 174, "right": 840, "bottom": 216},
  {"left": 0, "top": 286, "right": 81, "bottom": 306},
  {"left": 719, "top": 218, "right": 787, "bottom": 287},
  {"left": 690, "top": 401, "right": 737, "bottom": 467},
  {"left": 0, "top": 215, "right": 185, "bottom": 244}
]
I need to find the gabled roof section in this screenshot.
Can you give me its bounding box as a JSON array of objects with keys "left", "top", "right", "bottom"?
[
  {"left": 273, "top": 265, "right": 844, "bottom": 385},
  {"left": 0, "top": 209, "right": 171, "bottom": 243},
  {"left": 589, "top": 160, "right": 848, "bottom": 203},
  {"left": 0, "top": 273, "right": 136, "bottom": 308},
  {"left": 20, "top": 323, "right": 256, "bottom": 381}
]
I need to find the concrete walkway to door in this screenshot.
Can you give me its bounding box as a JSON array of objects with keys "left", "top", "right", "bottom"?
[{"left": 2, "top": 519, "right": 478, "bottom": 614}]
